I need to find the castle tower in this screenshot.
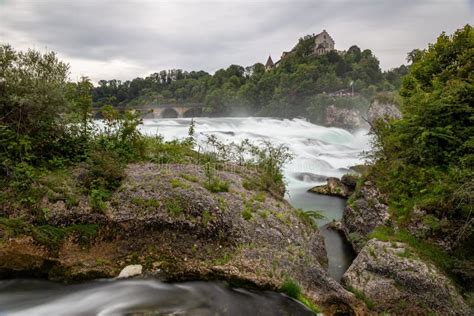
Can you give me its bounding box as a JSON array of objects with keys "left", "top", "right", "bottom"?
[{"left": 265, "top": 55, "right": 274, "bottom": 70}]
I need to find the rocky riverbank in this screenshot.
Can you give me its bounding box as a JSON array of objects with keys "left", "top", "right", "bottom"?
[
  {"left": 339, "top": 180, "right": 470, "bottom": 315},
  {"left": 308, "top": 171, "right": 470, "bottom": 314},
  {"left": 0, "top": 163, "right": 366, "bottom": 315}
]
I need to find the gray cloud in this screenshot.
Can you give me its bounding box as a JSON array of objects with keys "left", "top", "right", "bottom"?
[{"left": 1, "top": 0, "right": 471, "bottom": 82}]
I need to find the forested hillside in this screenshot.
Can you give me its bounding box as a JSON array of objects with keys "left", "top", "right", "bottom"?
[{"left": 92, "top": 35, "right": 408, "bottom": 120}]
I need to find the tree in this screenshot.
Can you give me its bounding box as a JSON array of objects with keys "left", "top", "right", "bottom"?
[{"left": 0, "top": 44, "right": 71, "bottom": 167}]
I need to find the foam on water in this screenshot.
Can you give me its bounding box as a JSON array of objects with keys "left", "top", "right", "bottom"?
[{"left": 138, "top": 117, "right": 370, "bottom": 188}]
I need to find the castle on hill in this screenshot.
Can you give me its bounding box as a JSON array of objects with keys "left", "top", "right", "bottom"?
[{"left": 265, "top": 30, "right": 336, "bottom": 70}]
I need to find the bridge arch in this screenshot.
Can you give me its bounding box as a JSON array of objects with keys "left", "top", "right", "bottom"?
[
  {"left": 183, "top": 107, "right": 202, "bottom": 118},
  {"left": 161, "top": 108, "right": 179, "bottom": 118}
]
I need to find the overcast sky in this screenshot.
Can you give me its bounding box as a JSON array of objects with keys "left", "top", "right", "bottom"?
[{"left": 1, "top": 0, "right": 472, "bottom": 83}]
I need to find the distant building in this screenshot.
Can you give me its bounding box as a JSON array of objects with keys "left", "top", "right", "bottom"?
[
  {"left": 265, "top": 55, "right": 274, "bottom": 70},
  {"left": 265, "top": 30, "right": 336, "bottom": 70},
  {"left": 313, "top": 30, "right": 335, "bottom": 55}
]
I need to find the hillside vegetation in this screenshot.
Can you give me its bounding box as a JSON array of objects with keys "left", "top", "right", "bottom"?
[{"left": 92, "top": 35, "right": 408, "bottom": 121}]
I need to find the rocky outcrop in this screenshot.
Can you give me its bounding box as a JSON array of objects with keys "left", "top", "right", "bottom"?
[
  {"left": 341, "top": 181, "right": 390, "bottom": 252},
  {"left": 0, "top": 163, "right": 365, "bottom": 314},
  {"left": 342, "top": 239, "right": 470, "bottom": 315},
  {"left": 325, "top": 105, "right": 367, "bottom": 130},
  {"left": 366, "top": 99, "right": 401, "bottom": 126},
  {"left": 308, "top": 174, "right": 357, "bottom": 198}
]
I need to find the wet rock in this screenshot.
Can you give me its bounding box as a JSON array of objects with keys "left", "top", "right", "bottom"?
[
  {"left": 342, "top": 239, "right": 469, "bottom": 315},
  {"left": 308, "top": 177, "right": 354, "bottom": 198},
  {"left": 341, "top": 181, "right": 390, "bottom": 252}
]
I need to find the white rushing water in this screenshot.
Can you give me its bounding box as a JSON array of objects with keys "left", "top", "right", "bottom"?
[
  {"left": 140, "top": 117, "right": 370, "bottom": 282},
  {"left": 139, "top": 117, "right": 370, "bottom": 193}
]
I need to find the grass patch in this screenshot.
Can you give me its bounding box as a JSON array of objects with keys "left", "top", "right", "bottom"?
[
  {"left": 254, "top": 192, "right": 266, "bottom": 202},
  {"left": 241, "top": 209, "right": 253, "bottom": 221},
  {"left": 202, "top": 210, "right": 212, "bottom": 225},
  {"left": 280, "top": 279, "right": 321, "bottom": 313},
  {"left": 33, "top": 224, "right": 99, "bottom": 246},
  {"left": 0, "top": 217, "right": 28, "bottom": 237},
  {"left": 89, "top": 188, "right": 111, "bottom": 212},
  {"left": 180, "top": 173, "right": 199, "bottom": 182},
  {"left": 347, "top": 286, "right": 375, "bottom": 310},
  {"left": 170, "top": 178, "right": 188, "bottom": 189},
  {"left": 0, "top": 217, "right": 99, "bottom": 247},
  {"left": 164, "top": 197, "right": 183, "bottom": 216},
  {"left": 204, "top": 178, "right": 229, "bottom": 193},
  {"left": 369, "top": 226, "right": 454, "bottom": 273},
  {"left": 132, "top": 197, "right": 160, "bottom": 208}
]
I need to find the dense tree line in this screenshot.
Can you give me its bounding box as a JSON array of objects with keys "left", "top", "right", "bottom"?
[{"left": 92, "top": 36, "right": 408, "bottom": 120}]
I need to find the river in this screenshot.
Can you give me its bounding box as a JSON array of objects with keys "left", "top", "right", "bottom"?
[{"left": 0, "top": 117, "right": 370, "bottom": 315}]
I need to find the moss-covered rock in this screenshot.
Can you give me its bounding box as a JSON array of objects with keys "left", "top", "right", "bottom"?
[
  {"left": 342, "top": 239, "right": 469, "bottom": 315},
  {"left": 0, "top": 163, "right": 366, "bottom": 314}
]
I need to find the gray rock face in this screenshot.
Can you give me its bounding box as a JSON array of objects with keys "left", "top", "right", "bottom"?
[
  {"left": 366, "top": 100, "right": 401, "bottom": 126},
  {"left": 342, "top": 240, "right": 470, "bottom": 315},
  {"left": 308, "top": 176, "right": 355, "bottom": 198},
  {"left": 342, "top": 181, "right": 390, "bottom": 252},
  {"left": 325, "top": 105, "right": 368, "bottom": 130}
]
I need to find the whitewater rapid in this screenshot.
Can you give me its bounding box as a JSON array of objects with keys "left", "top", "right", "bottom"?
[{"left": 139, "top": 117, "right": 370, "bottom": 203}]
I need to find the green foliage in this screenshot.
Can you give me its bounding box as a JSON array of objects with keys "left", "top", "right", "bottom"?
[
  {"left": 241, "top": 208, "right": 253, "bottom": 221},
  {"left": 90, "top": 36, "right": 397, "bottom": 120},
  {"left": 369, "top": 226, "right": 454, "bottom": 275},
  {"left": 204, "top": 179, "right": 229, "bottom": 193},
  {"left": 347, "top": 286, "right": 375, "bottom": 310},
  {"left": 0, "top": 217, "right": 98, "bottom": 247},
  {"left": 164, "top": 197, "right": 182, "bottom": 216},
  {"left": 280, "top": 279, "right": 321, "bottom": 313},
  {"left": 97, "top": 105, "right": 145, "bottom": 161},
  {"left": 295, "top": 209, "right": 325, "bottom": 228},
  {"left": 280, "top": 279, "right": 301, "bottom": 298},
  {"left": 89, "top": 188, "right": 110, "bottom": 212},
  {"left": 0, "top": 217, "right": 27, "bottom": 237},
  {"left": 202, "top": 162, "right": 229, "bottom": 193},
  {"left": 201, "top": 210, "right": 212, "bottom": 225},
  {"left": 368, "top": 26, "right": 474, "bottom": 285}
]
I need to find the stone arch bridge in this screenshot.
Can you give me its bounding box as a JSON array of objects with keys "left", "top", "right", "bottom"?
[{"left": 94, "top": 103, "right": 203, "bottom": 119}]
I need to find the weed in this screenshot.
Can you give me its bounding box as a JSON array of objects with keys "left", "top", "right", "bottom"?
[
  {"left": 295, "top": 209, "right": 325, "bottom": 227},
  {"left": 204, "top": 178, "right": 229, "bottom": 193},
  {"left": 202, "top": 210, "right": 212, "bottom": 225},
  {"left": 242, "top": 209, "right": 253, "bottom": 221},
  {"left": 164, "top": 197, "right": 182, "bottom": 216}
]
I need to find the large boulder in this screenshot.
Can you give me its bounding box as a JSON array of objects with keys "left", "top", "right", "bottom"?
[
  {"left": 308, "top": 175, "right": 357, "bottom": 198},
  {"left": 0, "top": 163, "right": 365, "bottom": 314},
  {"left": 342, "top": 239, "right": 469, "bottom": 315},
  {"left": 342, "top": 181, "right": 390, "bottom": 252}
]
